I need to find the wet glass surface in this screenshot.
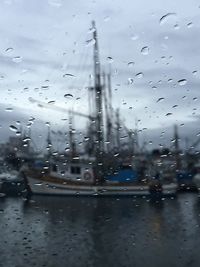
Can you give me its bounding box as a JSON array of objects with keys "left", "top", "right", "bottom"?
[{"left": 1, "top": 194, "right": 200, "bottom": 267}]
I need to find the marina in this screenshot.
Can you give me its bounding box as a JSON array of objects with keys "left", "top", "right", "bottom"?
[
  {"left": 1, "top": 194, "right": 200, "bottom": 267},
  {"left": 0, "top": 0, "right": 200, "bottom": 266}
]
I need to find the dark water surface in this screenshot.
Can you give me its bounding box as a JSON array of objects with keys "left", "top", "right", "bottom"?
[{"left": 1, "top": 194, "right": 200, "bottom": 267}]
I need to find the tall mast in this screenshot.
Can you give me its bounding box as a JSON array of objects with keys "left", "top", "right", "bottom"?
[
  {"left": 116, "top": 108, "right": 121, "bottom": 150},
  {"left": 174, "top": 124, "right": 181, "bottom": 171},
  {"left": 69, "top": 111, "right": 76, "bottom": 159},
  {"left": 92, "top": 20, "right": 104, "bottom": 183}
]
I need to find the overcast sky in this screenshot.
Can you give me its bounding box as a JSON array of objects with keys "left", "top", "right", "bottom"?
[{"left": 0, "top": 0, "right": 200, "bottom": 149}]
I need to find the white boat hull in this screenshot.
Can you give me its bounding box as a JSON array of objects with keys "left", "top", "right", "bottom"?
[{"left": 25, "top": 175, "right": 177, "bottom": 197}]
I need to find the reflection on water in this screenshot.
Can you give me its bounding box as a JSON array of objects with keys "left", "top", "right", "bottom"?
[{"left": 1, "top": 194, "right": 200, "bottom": 267}]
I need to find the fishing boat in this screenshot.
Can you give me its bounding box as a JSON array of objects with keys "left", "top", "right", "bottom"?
[
  {"left": 21, "top": 21, "right": 177, "bottom": 197},
  {"left": 21, "top": 159, "right": 177, "bottom": 196}
]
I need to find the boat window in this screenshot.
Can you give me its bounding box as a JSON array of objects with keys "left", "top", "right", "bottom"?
[
  {"left": 70, "top": 166, "right": 81, "bottom": 175},
  {"left": 52, "top": 164, "right": 57, "bottom": 172}
]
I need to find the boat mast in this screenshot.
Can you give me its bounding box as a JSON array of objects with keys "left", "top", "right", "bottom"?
[
  {"left": 174, "top": 124, "right": 181, "bottom": 171},
  {"left": 92, "top": 20, "right": 104, "bottom": 184}
]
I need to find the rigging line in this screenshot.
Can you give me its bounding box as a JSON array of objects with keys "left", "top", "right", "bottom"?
[{"left": 70, "top": 48, "right": 92, "bottom": 113}]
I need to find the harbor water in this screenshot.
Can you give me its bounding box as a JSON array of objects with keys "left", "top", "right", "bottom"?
[{"left": 1, "top": 194, "right": 200, "bottom": 267}]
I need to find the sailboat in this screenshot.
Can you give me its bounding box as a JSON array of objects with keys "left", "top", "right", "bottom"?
[{"left": 21, "top": 21, "right": 177, "bottom": 197}]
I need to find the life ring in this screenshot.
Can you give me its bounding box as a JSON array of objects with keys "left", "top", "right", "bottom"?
[{"left": 83, "top": 171, "right": 92, "bottom": 181}]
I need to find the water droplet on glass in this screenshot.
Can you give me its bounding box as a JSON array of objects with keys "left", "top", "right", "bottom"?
[
  {"left": 9, "top": 125, "right": 18, "bottom": 132},
  {"left": 135, "top": 72, "right": 143, "bottom": 78},
  {"left": 85, "top": 38, "right": 96, "bottom": 47},
  {"left": 178, "top": 79, "right": 187, "bottom": 86},
  {"left": 64, "top": 93, "right": 73, "bottom": 98},
  {"left": 5, "top": 47, "right": 13, "bottom": 52},
  {"left": 141, "top": 46, "right": 149, "bottom": 55},
  {"left": 107, "top": 56, "right": 113, "bottom": 63},
  {"left": 48, "top": 100, "right": 55, "bottom": 104},
  {"left": 159, "top": 13, "right": 177, "bottom": 25},
  {"left": 156, "top": 97, "right": 165, "bottom": 103},
  {"left": 127, "top": 61, "right": 134, "bottom": 67},
  {"left": 5, "top": 108, "right": 13, "bottom": 112},
  {"left": 174, "top": 24, "right": 180, "bottom": 30},
  {"left": 165, "top": 112, "right": 172, "bottom": 116},
  {"left": 128, "top": 78, "right": 134, "bottom": 84},
  {"left": 187, "top": 22, "right": 193, "bottom": 28},
  {"left": 63, "top": 73, "right": 75, "bottom": 78},
  {"left": 12, "top": 56, "right": 22, "bottom": 63},
  {"left": 172, "top": 105, "right": 178, "bottom": 108},
  {"left": 193, "top": 97, "right": 198, "bottom": 101},
  {"left": 192, "top": 70, "right": 197, "bottom": 75}
]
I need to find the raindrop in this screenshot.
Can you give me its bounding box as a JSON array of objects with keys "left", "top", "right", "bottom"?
[
  {"left": 187, "top": 22, "right": 193, "bottom": 28},
  {"left": 141, "top": 46, "right": 149, "bottom": 55},
  {"left": 107, "top": 56, "right": 113, "bottom": 63},
  {"left": 168, "top": 78, "right": 173, "bottom": 83},
  {"left": 172, "top": 105, "right": 178, "bottom": 108},
  {"left": 85, "top": 38, "right": 96, "bottom": 47},
  {"left": 63, "top": 73, "right": 75, "bottom": 78},
  {"left": 128, "top": 78, "right": 134, "bottom": 84},
  {"left": 5, "top": 108, "right": 13, "bottom": 112},
  {"left": 127, "top": 61, "right": 134, "bottom": 67},
  {"left": 178, "top": 79, "right": 187, "bottom": 86},
  {"left": 174, "top": 24, "right": 180, "bottom": 30},
  {"left": 34, "top": 182, "right": 43, "bottom": 186},
  {"left": 135, "top": 72, "right": 144, "bottom": 78},
  {"left": 156, "top": 97, "right": 165, "bottom": 103},
  {"left": 16, "top": 131, "right": 21, "bottom": 136},
  {"left": 5, "top": 47, "right": 13, "bottom": 52},
  {"left": 48, "top": 100, "right": 55, "bottom": 104},
  {"left": 159, "top": 13, "right": 177, "bottom": 25},
  {"left": 192, "top": 70, "right": 198, "bottom": 75},
  {"left": 64, "top": 93, "right": 73, "bottom": 98},
  {"left": 9, "top": 125, "right": 18, "bottom": 132},
  {"left": 193, "top": 97, "right": 198, "bottom": 101},
  {"left": 41, "top": 85, "right": 49, "bottom": 89},
  {"left": 165, "top": 113, "right": 172, "bottom": 116},
  {"left": 12, "top": 56, "right": 22, "bottom": 63}
]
